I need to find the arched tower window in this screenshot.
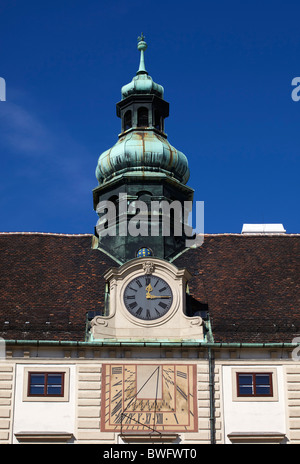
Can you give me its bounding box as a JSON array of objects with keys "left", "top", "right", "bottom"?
[
  {"left": 124, "top": 110, "right": 132, "bottom": 131},
  {"left": 154, "top": 110, "right": 162, "bottom": 131},
  {"left": 137, "top": 107, "right": 148, "bottom": 127}
]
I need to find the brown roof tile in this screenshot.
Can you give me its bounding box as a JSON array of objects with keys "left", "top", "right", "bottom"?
[
  {"left": 174, "top": 234, "right": 300, "bottom": 343},
  {"left": 0, "top": 233, "right": 116, "bottom": 341},
  {"left": 0, "top": 233, "right": 299, "bottom": 343}
]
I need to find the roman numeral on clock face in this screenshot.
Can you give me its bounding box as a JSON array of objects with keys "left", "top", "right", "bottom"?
[
  {"left": 129, "top": 302, "right": 137, "bottom": 309},
  {"left": 135, "top": 307, "right": 143, "bottom": 317},
  {"left": 158, "top": 302, "right": 167, "bottom": 309},
  {"left": 159, "top": 286, "right": 167, "bottom": 293}
]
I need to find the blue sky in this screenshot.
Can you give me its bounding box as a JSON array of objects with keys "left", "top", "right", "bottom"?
[{"left": 0, "top": 0, "right": 299, "bottom": 235}]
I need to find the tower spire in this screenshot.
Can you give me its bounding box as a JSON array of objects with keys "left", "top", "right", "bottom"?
[{"left": 137, "top": 33, "right": 148, "bottom": 75}]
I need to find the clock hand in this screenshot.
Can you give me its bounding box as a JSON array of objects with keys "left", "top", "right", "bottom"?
[
  {"left": 146, "top": 294, "right": 171, "bottom": 299},
  {"left": 145, "top": 283, "right": 171, "bottom": 299},
  {"left": 145, "top": 283, "right": 153, "bottom": 299}
]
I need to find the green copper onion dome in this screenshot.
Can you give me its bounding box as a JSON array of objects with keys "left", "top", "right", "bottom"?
[{"left": 95, "top": 34, "right": 190, "bottom": 186}]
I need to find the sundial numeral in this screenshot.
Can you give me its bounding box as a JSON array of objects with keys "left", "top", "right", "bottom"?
[
  {"left": 156, "top": 413, "right": 163, "bottom": 424},
  {"left": 112, "top": 366, "right": 122, "bottom": 375},
  {"left": 145, "top": 413, "right": 152, "bottom": 424},
  {"left": 126, "top": 295, "right": 135, "bottom": 300},
  {"left": 135, "top": 279, "right": 142, "bottom": 288},
  {"left": 159, "top": 286, "right": 167, "bottom": 293}
]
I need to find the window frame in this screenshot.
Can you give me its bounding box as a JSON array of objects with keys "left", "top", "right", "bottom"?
[
  {"left": 23, "top": 367, "right": 70, "bottom": 402},
  {"left": 236, "top": 372, "right": 273, "bottom": 398},
  {"left": 231, "top": 367, "right": 278, "bottom": 402},
  {"left": 27, "top": 371, "right": 65, "bottom": 398}
]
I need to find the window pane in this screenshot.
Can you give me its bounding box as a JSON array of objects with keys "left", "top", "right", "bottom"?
[
  {"left": 238, "top": 374, "right": 253, "bottom": 395},
  {"left": 30, "top": 374, "right": 45, "bottom": 385},
  {"left": 47, "top": 374, "right": 63, "bottom": 395},
  {"left": 239, "top": 385, "right": 253, "bottom": 395},
  {"left": 255, "top": 375, "right": 270, "bottom": 385},
  {"left": 255, "top": 374, "right": 271, "bottom": 395},
  {"left": 256, "top": 385, "right": 271, "bottom": 395},
  {"left": 47, "top": 385, "right": 62, "bottom": 395},
  {"left": 30, "top": 385, "right": 45, "bottom": 395},
  {"left": 47, "top": 374, "right": 62, "bottom": 385},
  {"left": 238, "top": 375, "right": 253, "bottom": 385},
  {"left": 29, "top": 374, "right": 45, "bottom": 395}
]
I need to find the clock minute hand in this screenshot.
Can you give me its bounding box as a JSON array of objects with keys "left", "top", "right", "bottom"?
[{"left": 146, "top": 294, "right": 171, "bottom": 299}]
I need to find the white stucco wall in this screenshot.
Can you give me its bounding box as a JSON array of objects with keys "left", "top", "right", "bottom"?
[
  {"left": 222, "top": 364, "right": 286, "bottom": 444},
  {"left": 12, "top": 363, "right": 76, "bottom": 443}
]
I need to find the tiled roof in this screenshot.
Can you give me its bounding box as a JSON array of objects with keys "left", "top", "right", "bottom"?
[
  {"left": 0, "top": 232, "right": 299, "bottom": 343},
  {"left": 0, "top": 233, "right": 116, "bottom": 341},
  {"left": 174, "top": 234, "right": 300, "bottom": 343}
]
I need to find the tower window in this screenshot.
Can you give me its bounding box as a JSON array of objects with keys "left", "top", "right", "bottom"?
[
  {"left": 154, "top": 110, "right": 162, "bottom": 130},
  {"left": 137, "top": 107, "right": 148, "bottom": 127},
  {"left": 124, "top": 110, "right": 132, "bottom": 130}
]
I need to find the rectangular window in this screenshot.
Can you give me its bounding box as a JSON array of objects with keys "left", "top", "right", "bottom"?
[
  {"left": 28, "top": 372, "right": 65, "bottom": 397},
  {"left": 237, "top": 373, "right": 273, "bottom": 397}
]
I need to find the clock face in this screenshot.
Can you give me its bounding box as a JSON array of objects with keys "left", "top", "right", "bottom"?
[
  {"left": 101, "top": 363, "right": 198, "bottom": 433},
  {"left": 123, "top": 275, "right": 173, "bottom": 321}
]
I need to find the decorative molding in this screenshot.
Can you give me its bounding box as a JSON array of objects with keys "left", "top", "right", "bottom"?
[
  {"left": 15, "top": 432, "right": 74, "bottom": 443},
  {"left": 120, "top": 432, "right": 178, "bottom": 443},
  {"left": 227, "top": 432, "right": 286, "bottom": 444},
  {"left": 90, "top": 257, "right": 203, "bottom": 341},
  {"left": 142, "top": 261, "right": 155, "bottom": 275}
]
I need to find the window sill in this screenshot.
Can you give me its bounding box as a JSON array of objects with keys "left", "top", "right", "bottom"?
[{"left": 15, "top": 432, "right": 74, "bottom": 443}]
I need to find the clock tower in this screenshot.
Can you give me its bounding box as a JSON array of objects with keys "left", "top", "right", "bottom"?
[
  {"left": 93, "top": 34, "right": 195, "bottom": 264},
  {"left": 90, "top": 35, "right": 204, "bottom": 344}
]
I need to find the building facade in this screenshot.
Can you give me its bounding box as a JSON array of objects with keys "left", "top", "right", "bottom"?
[{"left": 0, "top": 37, "right": 300, "bottom": 445}]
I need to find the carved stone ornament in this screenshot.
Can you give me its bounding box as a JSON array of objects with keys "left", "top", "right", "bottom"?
[
  {"left": 142, "top": 261, "right": 155, "bottom": 275},
  {"left": 89, "top": 257, "right": 204, "bottom": 341}
]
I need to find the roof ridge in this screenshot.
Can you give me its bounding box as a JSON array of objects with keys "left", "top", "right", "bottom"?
[{"left": 0, "top": 232, "right": 93, "bottom": 237}]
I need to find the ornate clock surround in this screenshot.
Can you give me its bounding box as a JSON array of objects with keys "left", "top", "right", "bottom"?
[{"left": 90, "top": 257, "right": 204, "bottom": 341}]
